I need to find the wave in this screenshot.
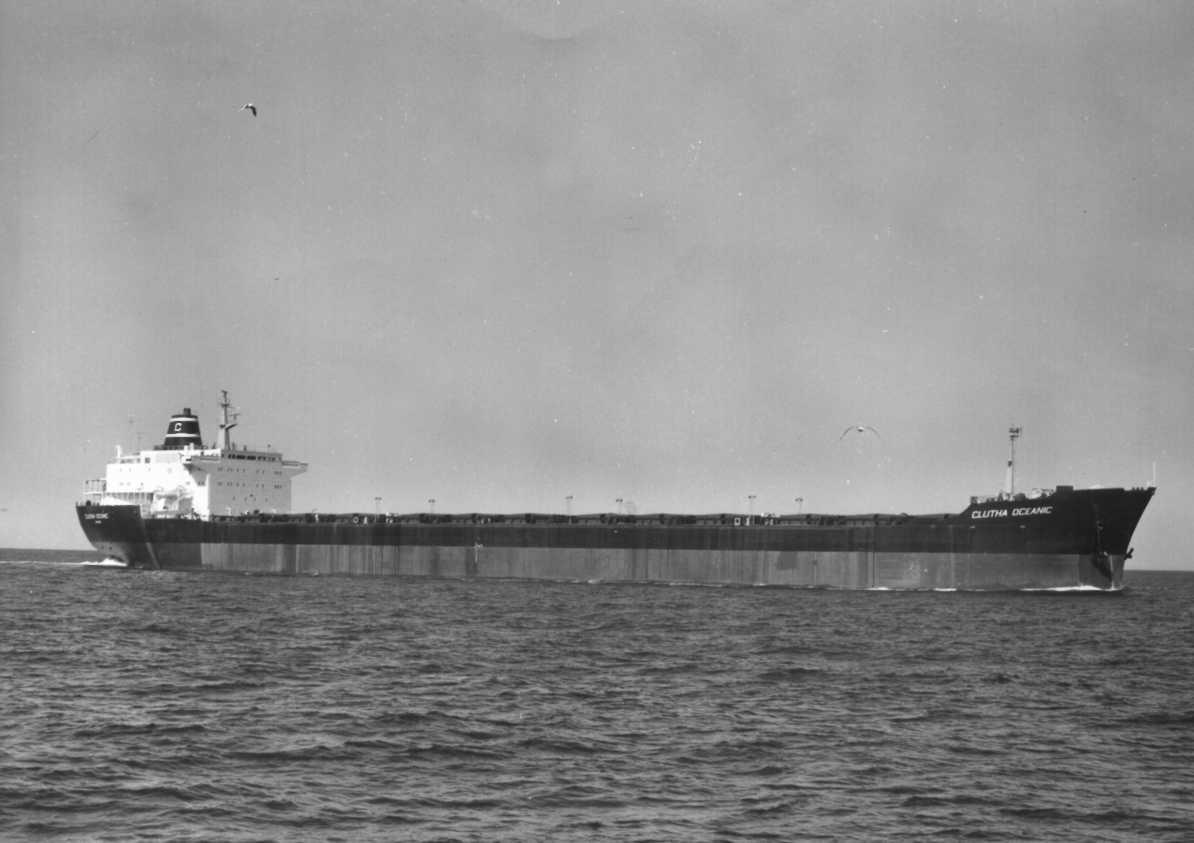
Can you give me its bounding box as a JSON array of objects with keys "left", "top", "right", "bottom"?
[
  {"left": 757, "top": 666, "right": 825, "bottom": 682},
  {"left": 72, "top": 722, "right": 210, "bottom": 739},
  {"left": 0, "top": 557, "right": 125, "bottom": 568},
  {"left": 1129, "top": 710, "right": 1194, "bottom": 727},
  {"left": 78, "top": 558, "right": 128, "bottom": 568},
  {"left": 1020, "top": 584, "right": 1123, "bottom": 593}
]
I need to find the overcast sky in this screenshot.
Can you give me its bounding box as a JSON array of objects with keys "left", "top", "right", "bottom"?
[{"left": 2, "top": 1, "right": 1190, "bottom": 569}]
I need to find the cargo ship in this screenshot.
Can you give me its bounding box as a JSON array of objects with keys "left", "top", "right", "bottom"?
[{"left": 77, "top": 394, "right": 1155, "bottom": 589}]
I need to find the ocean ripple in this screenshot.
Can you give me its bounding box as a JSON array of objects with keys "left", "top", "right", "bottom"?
[{"left": 1, "top": 563, "right": 1193, "bottom": 840}]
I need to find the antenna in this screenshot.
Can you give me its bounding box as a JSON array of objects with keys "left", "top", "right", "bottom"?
[
  {"left": 218, "top": 390, "right": 239, "bottom": 451},
  {"left": 1005, "top": 426, "right": 1022, "bottom": 497}
]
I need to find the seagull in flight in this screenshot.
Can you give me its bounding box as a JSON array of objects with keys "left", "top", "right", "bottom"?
[
  {"left": 840, "top": 425, "right": 881, "bottom": 440},
  {"left": 240, "top": 103, "right": 257, "bottom": 117}
]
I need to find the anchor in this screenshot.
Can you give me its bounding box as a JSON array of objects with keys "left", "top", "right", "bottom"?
[{"left": 1090, "top": 513, "right": 1113, "bottom": 582}]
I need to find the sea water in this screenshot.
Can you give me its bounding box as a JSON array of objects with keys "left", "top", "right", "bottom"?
[{"left": 2, "top": 556, "right": 1192, "bottom": 841}]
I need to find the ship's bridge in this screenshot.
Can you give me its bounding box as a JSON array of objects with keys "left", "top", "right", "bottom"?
[{"left": 82, "top": 396, "right": 307, "bottom": 518}]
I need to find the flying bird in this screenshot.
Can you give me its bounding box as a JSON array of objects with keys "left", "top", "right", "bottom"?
[
  {"left": 240, "top": 103, "right": 257, "bottom": 117},
  {"left": 840, "top": 425, "right": 881, "bottom": 440}
]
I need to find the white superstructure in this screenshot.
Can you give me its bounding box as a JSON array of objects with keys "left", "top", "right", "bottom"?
[{"left": 83, "top": 392, "right": 307, "bottom": 518}]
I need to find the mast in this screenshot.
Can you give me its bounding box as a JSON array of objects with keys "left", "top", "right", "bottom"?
[
  {"left": 1005, "top": 425, "right": 1022, "bottom": 497},
  {"left": 218, "top": 390, "right": 239, "bottom": 451}
]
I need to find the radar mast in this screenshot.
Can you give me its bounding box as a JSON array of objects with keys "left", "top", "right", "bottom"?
[
  {"left": 1005, "top": 426, "right": 1022, "bottom": 497},
  {"left": 218, "top": 390, "right": 239, "bottom": 451}
]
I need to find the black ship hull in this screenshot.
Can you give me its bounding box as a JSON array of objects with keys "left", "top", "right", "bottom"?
[{"left": 77, "top": 486, "right": 1154, "bottom": 590}]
